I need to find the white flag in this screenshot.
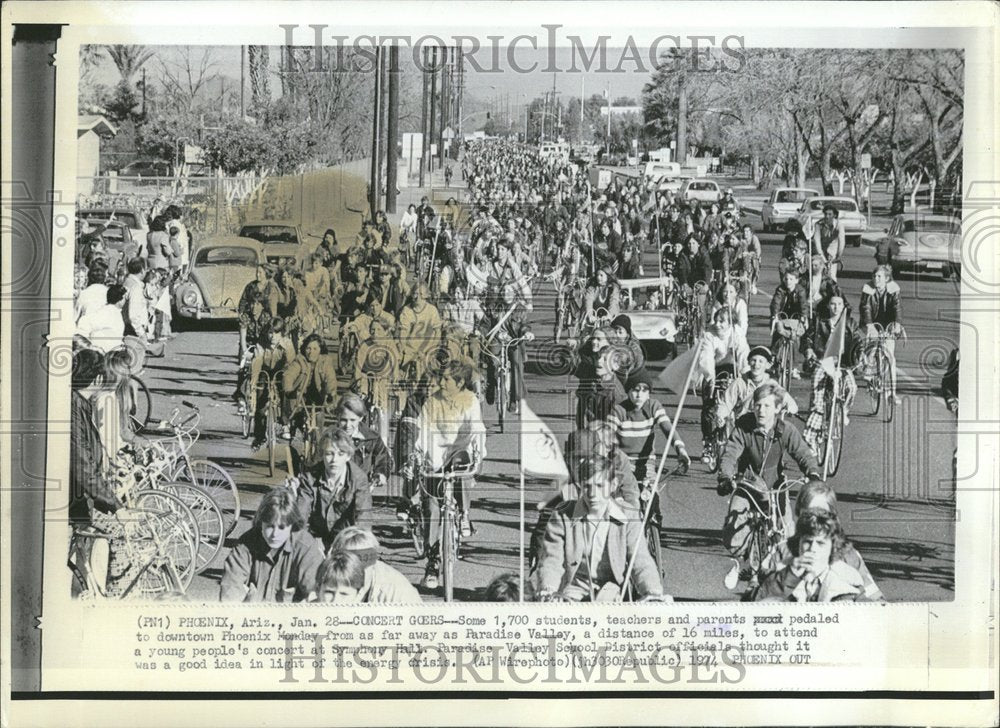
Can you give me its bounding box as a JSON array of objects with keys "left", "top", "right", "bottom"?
[{"left": 519, "top": 399, "right": 569, "bottom": 479}]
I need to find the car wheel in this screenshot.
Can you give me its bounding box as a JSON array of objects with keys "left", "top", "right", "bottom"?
[{"left": 851, "top": 236, "right": 862, "bottom": 247}]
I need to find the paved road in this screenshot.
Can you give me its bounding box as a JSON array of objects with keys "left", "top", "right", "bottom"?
[{"left": 143, "top": 204, "right": 957, "bottom": 602}]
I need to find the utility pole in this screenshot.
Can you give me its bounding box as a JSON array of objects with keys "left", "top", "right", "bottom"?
[
  {"left": 240, "top": 45, "right": 245, "bottom": 119},
  {"left": 378, "top": 46, "right": 389, "bottom": 211},
  {"left": 368, "top": 46, "right": 383, "bottom": 219},
  {"left": 606, "top": 80, "right": 612, "bottom": 155},
  {"left": 676, "top": 81, "right": 688, "bottom": 164},
  {"left": 420, "top": 46, "right": 429, "bottom": 187},
  {"left": 456, "top": 50, "right": 464, "bottom": 142},
  {"left": 428, "top": 46, "right": 438, "bottom": 175},
  {"left": 439, "top": 46, "right": 449, "bottom": 166},
  {"left": 386, "top": 45, "right": 399, "bottom": 213}
]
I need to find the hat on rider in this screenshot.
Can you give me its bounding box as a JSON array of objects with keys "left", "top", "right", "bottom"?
[
  {"left": 625, "top": 369, "right": 654, "bottom": 391},
  {"left": 610, "top": 313, "right": 632, "bottom": 336},
  {"left": 748, "top": 345, "right": 774, "bottom": 363}
]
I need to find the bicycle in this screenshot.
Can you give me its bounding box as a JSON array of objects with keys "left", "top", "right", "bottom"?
[
  {"left": 128, "top": 373, "right": 153, "bottom": 432},
  {"left": 864, "top": 323, "right": 905, "bottom": 423},
  {"left": 726, "top": 475, "right": 806, "bottom": 592},
  {"left": 298, "top": 400, "right": 336, "bottom": 470},
  {"left": 809, "top": 364, "right": 856, "bottom": 479},
  {"left": 142, "top": 401, "right": 241, "bottom": 537},
  {"left": 771, "top": 314, "right": 804, "bottom": 391},
  {"left": 416, "top": 449, "right": 482, "bottom": 602},
  {"left": 681, "top": 281, "right": 708, "bottom": 347},
  {"left": 248, "top": 371, "right": 284, "bottom": 478},
  {"left": 69, "top": 490, "right": 199, "bottom": 599},
  {"left": 479, "top": 332, "right": 533, "bottom": 433},
  {"left": 703, "top": 369, "right": 735, "bottom": 473}
]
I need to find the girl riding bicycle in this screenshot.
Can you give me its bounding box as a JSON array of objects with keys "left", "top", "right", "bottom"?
[
  {"left": 410, "top": 359, "right": 486, "bottom": 589},
  {"left": 582, "top": 267, "right": 620, "bottom": 323},
  {"left": 332, "top": 393, "right": 392, "bottom": 492},
  {"left": 859, "top": 264, "right": 903, "bottom": 405}
]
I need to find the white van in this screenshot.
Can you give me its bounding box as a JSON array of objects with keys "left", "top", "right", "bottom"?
[{"left": 644, "top": 161, "right": 681, "bottom": 181}]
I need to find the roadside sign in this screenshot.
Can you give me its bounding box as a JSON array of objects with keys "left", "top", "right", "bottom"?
[
  {"left": 861, "top": 153, "right": 872, "bottom": 169},
  {"left": 184, "top": 144, "right": 205, "bottom": 164}
]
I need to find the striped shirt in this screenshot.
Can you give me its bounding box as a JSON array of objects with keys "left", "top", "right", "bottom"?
[{"left": 608, "top": 398, "right": 670, "bottom": 467}]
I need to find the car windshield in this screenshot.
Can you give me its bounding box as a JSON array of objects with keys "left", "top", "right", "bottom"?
[
  {"left": 776, "top": 190, "right": 817, "bottom": 203},
  {"left": 239, "top": 225, "right": 299, "bottom": 244},
  {"left": 808, "top": 199, "right": 858, "bottom": 213},
  {"left": 80, "top": 211, "right": 141, "bottom": 228},
  {"left": 690, "top": 182, "right": 717, "bottom": 191},
  {"left": 902, "top": 219, "right": 960, "bottom": 234},
  {"left": 195, "top": 246, "right": 258, "bottom": 266}
]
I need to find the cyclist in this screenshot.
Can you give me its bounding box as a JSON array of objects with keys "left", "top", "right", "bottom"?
[
  {"left": 770, "top": 268, "right": 809, "bottom": 379},
  {"left": 859, "top": 264, "right": 903, "bottom": 404},
  {"left": 675, "top": 234, "right": 714, "bottom": 293},
  {"left": 812, "top": 204, "right": 846, "bottom": 282},
  {"left": 801, "top": 291, "right": 861, "bottom": 457},
  {"left": 332, "top": 393, "right": 392, "bottom": 492},
  {"left": 756, "top": 480, "right": 883, "bottom": 601},
  {"left": 717, "top": 382, "right": 823, "bottom": 585},
  {"left": 712, "top": 283, "right": 749, "bottom": 373},
  {"left": 289, "top": 427, "right": 373, "bottom": 553},
  {"left": 738, "top": 223, "right": 762, "bottom": 295},
  {"left": 237, "top": 264, "right": 278, "bottom": 360},
  {"left": 753, "top": 509, "right": 866, "bottom": 602},
  {"left": 582, "top": 267, "right": 621, "bottom": 324},
  {"left": 410, "top": 359, "right": 487, "bottom": 589},
  {"left": 532, "top": 454, "right": 665, "bottom": 602},
  {"left": 715, "top": 346, "right": 799, "bottom": 428},
  {"left": 240, "top": 319, "right": 293, "bottom": 450},
  {"left": 481, "top": 283, "right": 534, "bottom": 416},
  {"left": 806, "top": 254, "right": 839, "bottom": 319},
  {"left": 608, "top": 370, "right": 692, "bottom": 480},
  {"left": 575, "top": 344, "right": 626, "bottom": 430},
  {"left": 281, "top": 333, "right": 339, "bottom": 441},
  {"left": 220, "top": 486, "right": 322, "bottom": 602},
  {"left": 398, "top": 283, "right": 443, "bottom": 385}
]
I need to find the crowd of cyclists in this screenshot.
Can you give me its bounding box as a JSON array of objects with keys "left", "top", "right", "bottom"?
[{"left": 69, "top": 136, "right": 957, "bottom": 604}]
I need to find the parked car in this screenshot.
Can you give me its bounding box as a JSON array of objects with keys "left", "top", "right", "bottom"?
[
  {"left": 78, "top": 206, "right": 149, "bottom": 246},
  {"left": 118, "top": 160, "right": 172, "bottom": 177},
  {"left": 237, "top": 220, "right": 319, "bottom": 267},
  {"left": 760, "top": 188, "right": 819, "bottom": 233},
  {"left": 882, "top": 213, "right": 962, "bottom": 280},
  {"left": 679, "top": 178, "right": 722, "bottom": 204},
  {"left": 788, "top": 196, "right": 868, "bottom": 246},
  {"left": 173, "top": 237, "right": 264, "bottom": 322}
]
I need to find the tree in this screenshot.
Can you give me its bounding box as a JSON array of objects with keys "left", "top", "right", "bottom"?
[
  {"left": 104, "top": 80, "right": 141, "bottom": 124},
  {"left": 154, "top": 47, "right": 221, "bottom": 114},
  {"left": 106, "top": 45, "right": 156, "bottom": 84},
  {"left": 247, "top": 45, "right": 270, "bottom": 111}
]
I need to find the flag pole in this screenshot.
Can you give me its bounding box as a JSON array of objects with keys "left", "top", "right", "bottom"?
[{"left": 620, "top": 337, "right": 704, "bottom": 598}]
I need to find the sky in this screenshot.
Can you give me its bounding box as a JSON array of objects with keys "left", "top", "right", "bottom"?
[{"left": 88, "top": 44, "right": 654, "bottom": 111}]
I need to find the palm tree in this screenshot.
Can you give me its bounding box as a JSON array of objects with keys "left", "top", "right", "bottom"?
[{"left": 106, "top": 45, "right": 155, "bottom": 84}]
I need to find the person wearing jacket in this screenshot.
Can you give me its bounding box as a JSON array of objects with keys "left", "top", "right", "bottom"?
[
  {"left": 770, "top": 268, "right": 809, "bottom": 377},
  {"left": 800, "top": 291, "right": 861, "bottom": 456},
  {"left": 717, "top": 382, "right": 822, "bottom": 584},
  {"left": 754, "top": 509, "right": 865, "bottom": 602},
  {"left": 281, "top": 333, "right": 339, "bottom": 441},
  {"left": 333, "top": 393, "right": 392, "bottom": 490},
  {"left": 859, "top": 264, "right": 903, "bottom": 404},
  {"left": 582, "top": 267, "right": 621, "bottom": 323},
  {"left": 675, "top": 234, "right": 713, "bottom": 290},
  {"left": 608, "top": 314, "right": 646, "bottom": 384},
  {"left": 533, "top": 454, "right": 665, "bottom": 602},
  {"left": 220, "top": 486, "right": 323, "bottom": 602},
  {"left": 289, "top": 428, "right": 373, "bottom": 553},
  {"left": 480, "top": 283, "right": 534, "bottom": 415}
]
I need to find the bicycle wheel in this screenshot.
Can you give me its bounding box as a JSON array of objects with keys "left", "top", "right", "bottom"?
[
  {"left": 267, "top": 407, "right": 277, "bottom": 478},
  {"left": 129, "top": 374, "right": 153, "bottom": 432},
  {"left": 160, "top": 482, "right": 225, "bottom": 573},
  {"left": 776, "top": 339, "right": 792, "bottom": 391},
  {"left": 866, "top": 350, "right": 881, "bottom": 416},
  {"left": 178, "top": 459, "right": 241, "bottom": 537},
  {"left": 128, "top": 490, "right": 200, "bottom": 596},
  {"left": 441, "top": 505, "right": 455, "bottom": 602},
  {"left": 496, "top": 369, "right": 507, "bottom": 433},
  {"left": 409, "top": 502, "right": 426, "bottom": 558},
  {"left": 880, "top": 353, "right": 894, "bottom": 423},
  {"left": 826, "top": 401, "right": 845, "bottom": 477}
]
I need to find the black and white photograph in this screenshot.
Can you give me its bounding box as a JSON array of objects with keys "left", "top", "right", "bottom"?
[
  {"left": 66, "top": 40, "right": 963, "bottom": 604},
  {"left": 3, "top": 2, "right": 998, "bottom": 722}
]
